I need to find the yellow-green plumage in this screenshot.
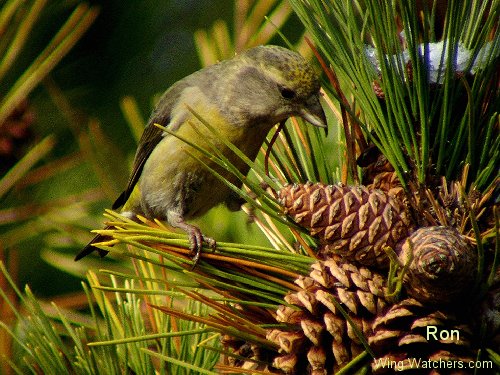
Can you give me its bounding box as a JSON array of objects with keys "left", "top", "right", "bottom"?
[{"left": 76, "top": 45, "right": 326, "bottom": 261}]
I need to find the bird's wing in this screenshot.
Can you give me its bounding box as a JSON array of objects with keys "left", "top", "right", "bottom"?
[{"left": 112, "top": 80, "right": 190, "bottom": 209}]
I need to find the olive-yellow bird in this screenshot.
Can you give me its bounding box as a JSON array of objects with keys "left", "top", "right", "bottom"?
[{"left": 75, "top": 45, "right": 326, "bottom": 262}]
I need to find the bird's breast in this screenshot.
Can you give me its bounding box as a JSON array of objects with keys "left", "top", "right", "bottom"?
[{"left": 139, "top": 105, "right": 272, "bottom": 220}]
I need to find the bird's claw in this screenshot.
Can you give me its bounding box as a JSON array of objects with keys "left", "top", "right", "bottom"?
[{"left": 187, "top": 227, "right": 216, "bottom": 267}]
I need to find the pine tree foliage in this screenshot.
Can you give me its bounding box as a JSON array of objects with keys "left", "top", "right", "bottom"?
[{"left": 0, "top": 1, "right": 498, "bottom": 374}]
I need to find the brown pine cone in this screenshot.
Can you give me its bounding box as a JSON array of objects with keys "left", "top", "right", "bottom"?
[
  {"left": 0, "top": 99, "right": 35, "bottom": 173},
  {"left": 369, "top": 298, "right": 476, "bottom": 374},
  {"left": 358, "top": 146, "right": 403, "bottom": 199},
  {"left": 279, "top": 182, "right": 414, "bottom": 268},
  {"left": 398, "top": 226, "right": 477, "bottom": 306},
  {"left": 268, "top": 258, "right": 390, "bottom": 374}
]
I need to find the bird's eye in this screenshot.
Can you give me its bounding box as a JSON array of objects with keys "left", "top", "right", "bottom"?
[{"left": 279, "top": 86, "right": 296, "bottom": 99}]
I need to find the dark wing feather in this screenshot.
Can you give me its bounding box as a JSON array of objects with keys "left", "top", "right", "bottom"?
[
  {"left": 111, "top": 123, "right": 164, "bottom": 208},
  {"left": 74, "top": 232, "right": 110, "bottom": 260},
  {"left": 112, "top": 80, "right": 190, "bottom": 209}
]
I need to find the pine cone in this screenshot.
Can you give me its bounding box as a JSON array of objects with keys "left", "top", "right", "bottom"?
[
  {"left": 371, "top": 62, "right": 413, "bottom": 99},
  {"left": 369, "top": 170, "right": 403, "bottom": 200},
  {"left": 279, "top": 182, "right": 413, "bottom": 268},
  {"left": 358, "top": 146, "right": 403, "bottom": 199},
  {"left": 268, "top": 258, "right": 390, "bottom": 374},
  {"left": 373, "top": 78, "right": 385, "bottom": 99},
  {"left": 369, "top": 298, "right": 476, "bottom": 374},
  {"left": 0, "top": 99, "right": 35, "bottom": 174},
  {"left": 398, "top": 226, "right": 477, "bottom": 306},
  {"left": 221, "top": 334, "right": 272, "bottom": 371}
]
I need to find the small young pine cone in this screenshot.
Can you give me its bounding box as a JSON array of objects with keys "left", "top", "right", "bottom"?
[{"left": 398, "top": 226, "right": 477, "bottom": 306}]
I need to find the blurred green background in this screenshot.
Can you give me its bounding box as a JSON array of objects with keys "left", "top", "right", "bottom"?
[{"left": 1, "top": 0, "right": 306, "bottom": 299}]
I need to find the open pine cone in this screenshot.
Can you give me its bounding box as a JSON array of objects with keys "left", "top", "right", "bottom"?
[
  {"left": 369, "top": 298, "right": 476, "bottom": 374},
  {"left": 267, "top": 258, "right": 390, "bottom": 374}
]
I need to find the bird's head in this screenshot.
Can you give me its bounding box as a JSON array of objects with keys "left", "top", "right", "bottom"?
[{"left": 220, "top": 45, "right": 327, "bottom": 130}]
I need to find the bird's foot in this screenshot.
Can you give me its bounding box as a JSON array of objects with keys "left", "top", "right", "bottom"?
[
  {"left": 167, "top": 212, "right": 216, "bottom": 267},
  {"left": 186, "top": 226, "right": 216, "bottom": 267}
]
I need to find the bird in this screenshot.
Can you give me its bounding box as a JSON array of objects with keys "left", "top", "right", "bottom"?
[{"left": 75, "top": 45, "right": 327, "bottom": 262}]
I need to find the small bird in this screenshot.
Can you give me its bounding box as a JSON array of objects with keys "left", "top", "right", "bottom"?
[{"left": 75, "top": 45, "right": 326, "bottom": 262}]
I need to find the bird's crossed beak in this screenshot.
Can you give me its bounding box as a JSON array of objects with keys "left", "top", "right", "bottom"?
[{"left": 299, "top": 94, "right": 328, "bottom": 132}]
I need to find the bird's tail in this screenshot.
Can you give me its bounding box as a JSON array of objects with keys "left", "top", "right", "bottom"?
[{"left": 74, "top": 228, "right": 112, "bottom": 261}]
